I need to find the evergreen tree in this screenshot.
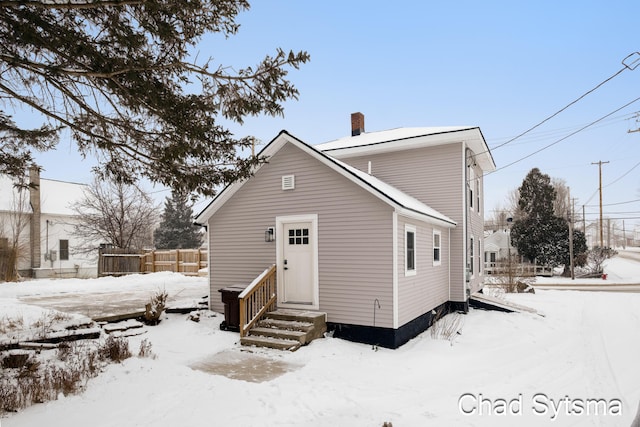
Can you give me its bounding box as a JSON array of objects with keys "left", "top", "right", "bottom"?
[
  {"left": 0, "top": 1, "right": 309, "bottom": 195},
  {"left": 511, "top": 168, "right": 587, "bottom": 270},
  {"left": 154, "top": 191, "right": 203, "bottom": 249}
]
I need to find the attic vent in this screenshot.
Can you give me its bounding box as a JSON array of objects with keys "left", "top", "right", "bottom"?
[{"left": 282, "top": 175, "right": 295, "bottom": 190}]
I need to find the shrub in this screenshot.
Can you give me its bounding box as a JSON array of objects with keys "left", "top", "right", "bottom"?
[
  {"left": 100, "top": 336, "right": 131, "bottom": 363},
  {"left": 143, "top": 289, "right": 168, "bottom": 325},
  {"left": 588, "top": 247, "right": 617, "bottom": 274},
  {"left": 137, "top": 338, "right": 156, "bottom": 359}
]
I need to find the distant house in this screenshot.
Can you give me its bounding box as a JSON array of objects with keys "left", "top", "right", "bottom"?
[
  {"left": 196, "top": 113, "right": 495, "bottom": 348},
  {"left": 483, "top": 229, "right": 514, "bottom": 268},
  {"left": 0, "top": 168, "right": 97, "bottom": 279}
]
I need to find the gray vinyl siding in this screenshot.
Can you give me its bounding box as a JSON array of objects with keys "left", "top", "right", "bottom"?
[
  {"left": 397, "top": 216, "right": 449, "bottom": 326},
  {"left": 467, "top": 163, "right": 485, "bottom": 294},
  {"left": 208, "top": 143, "right": 395, "bottom": 328},
  {"left": 339, "top": 143, "right": 468, "bottom": 301}
]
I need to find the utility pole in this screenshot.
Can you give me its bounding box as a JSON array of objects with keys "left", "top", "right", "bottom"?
[
  {"left": 568, "top": 190, "right": 575, "bottom": 280},
  {"left": 623, "top": 220, "right": 627, "bottom": 249},
  {"left": 591, "top": 161, "right": 609, "bottom": 247}
]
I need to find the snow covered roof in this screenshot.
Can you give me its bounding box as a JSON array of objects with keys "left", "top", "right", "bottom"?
[
  {"left": 0, "top": 175, "right": 88, "bottom": 216},
  {"left": 315, "top": 126, "right": 496, "bottom": 172},
  {"left": 195, "top": 130, "right": 456, "bottom": 227},
  {"left": 40, "top": 179, "right": 88, "bottom": 215}
]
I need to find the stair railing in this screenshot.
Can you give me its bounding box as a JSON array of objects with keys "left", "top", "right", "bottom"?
[{"left": 238, "top": 264, "right": 277, "bottom": 337}]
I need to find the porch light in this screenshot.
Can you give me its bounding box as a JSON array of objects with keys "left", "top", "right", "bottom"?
[{"left": 265, "top": 227, "right": 275, "bottom": 242}]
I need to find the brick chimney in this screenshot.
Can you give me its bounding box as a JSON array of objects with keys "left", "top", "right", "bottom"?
[
  {"left": 351, "top": 112, "right": 365, "bottom": 136},
  {"left": 29, "top": 166, "right": 41, "bottom": 270}
]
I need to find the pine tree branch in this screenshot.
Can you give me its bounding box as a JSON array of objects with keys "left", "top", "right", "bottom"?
[{"left": 0, "top": 0, "right": 147, "bottom": 10}]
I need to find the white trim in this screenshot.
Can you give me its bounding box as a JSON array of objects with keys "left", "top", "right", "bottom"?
[
  {"left": 448, "top": 228, "right": 451, "bottom": 301},
  {"left": 478, "top": 238, "right": 483, "bottom": 277},
  {"left": 433, "top": 229, "right": 442, "bottom": 266},
  {"left": 275, "top": 214, "right": 319, "bottom": 310},
  {"left": 469, "top": 235, "right": 476, "bottom": 280},
  {"left": 315, "top": 127, "right": 496, "bottom": 172},
  {"left": 196, "top": 131, "right": 456, "bottom": 228},
  {"left": 206, "top": 224, "right": 213, "bottom": 305},
  {"left": 461, "top": 143, "right": 468, "bottom": 299},
  {"left": 392, "top": 212, "right": 398, "bottom": 329},
  {"left": 404, "top": 224, "right": 416, "bottom": 277},
  {"left": 395, "top": 207, "right": 455, "bottom": 228}
]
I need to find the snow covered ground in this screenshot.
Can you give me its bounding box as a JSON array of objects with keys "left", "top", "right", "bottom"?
[{"left": 1, "top": 258, "right": 640, "bottom": 426}]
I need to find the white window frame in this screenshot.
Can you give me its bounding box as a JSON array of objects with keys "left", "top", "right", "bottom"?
[
  {"left": 476, "top": 177, "right": 481, "bottom": 214},
  {"left": 405, "top": 224, "right": 416, "bottom": 276},
  {"left": 478, "top": 238, "right": 483, "bottom": 276},
  {"left": 469, "top": 235, "right": 475, "bottom": 279},
  {"left": 433, "top": 230, "right": 441, "bottom": 266},
  {"left": 468, "top": 167, "right": 475, "bottom": 210}
]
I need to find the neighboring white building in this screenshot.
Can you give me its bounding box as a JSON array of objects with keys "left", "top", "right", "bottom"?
[
  {"left": 0, "top": 169, "right": 97, "bottom": 279},
  {"left": 483, "top": 228, "right": 513, "bottom": 268}
]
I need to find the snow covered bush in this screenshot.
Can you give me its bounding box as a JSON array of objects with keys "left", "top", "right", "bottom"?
[
  {"left": 143, "top": 289, "right": 168, "bottom": 325},
  {"left": 100, "top": 336, "right": 131, "bottom": 363},
  {"left": 588, "top": 247, "right": 617, "bottom": 274}
]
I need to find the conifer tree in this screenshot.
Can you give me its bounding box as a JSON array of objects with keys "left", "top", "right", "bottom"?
[
  {"left": 0, "top": 1, "right": 309, "bottom": 194},
  {"left": 510, "top": 168, "right": 587, "bottom": 270},
  {"left": 154, "top": 191, "right": 203, "bottom": 249}
]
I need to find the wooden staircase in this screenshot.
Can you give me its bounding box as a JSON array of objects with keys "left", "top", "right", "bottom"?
[{"left": 240, "top": 309, "right": 327, "bottom": 352}]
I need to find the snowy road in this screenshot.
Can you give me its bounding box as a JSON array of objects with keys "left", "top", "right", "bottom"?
[
  {"left": 534, "top": 254, "right": 640, "bottom": 291},
  {"left": 618, "top": 249, "right": 640, "bottom": 263}
]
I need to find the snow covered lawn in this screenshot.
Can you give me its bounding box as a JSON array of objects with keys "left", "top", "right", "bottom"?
[{"left": 1, "top": 267, "right": 640, "bottom": 426}]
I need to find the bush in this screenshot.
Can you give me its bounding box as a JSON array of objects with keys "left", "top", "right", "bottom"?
[
  {"left": 0, "top": 335, "right": 141, "bottom": 414},
  {"left": 138, "top": 338, "right": 156, "bottom": 359},
  {"left": 100, "top": 336, "right": 131, "bottom": 363},
  {"left": 588, "top": 247, "right": 617, "bottom": 274},
  {"left": 143, "top": 289, "right": 168, "bottom": 325}
]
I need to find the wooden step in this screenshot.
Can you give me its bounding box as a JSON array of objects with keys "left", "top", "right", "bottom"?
[
  {"left": 257, "top": 318, "right": 314, "bottom": 332},
  {"left": 240, "top": 309, "right": 327, "bottom": 352},
  {"left": 240, "top": 335, "right": 301, "bottom": 351},
  {"left": 249, "top": 327, "right": 309, "bottom": 344},
  {"left": 264, "top": 309, "right": 326, "bottom": 326}
]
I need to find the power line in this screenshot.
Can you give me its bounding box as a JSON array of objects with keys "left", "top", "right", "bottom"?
[
  {"left": 583, "top": 211, "right": 640, "bottom": 215},
  {"left": 604, "top": 159, "right": 640, "bottom": 188},
  {"left": 585, "top": 198, "right": 640, "bottom": 207},
  {"left": 489, "top": 51, "right": 639, "bottom": 153},
  {"left": 486, "top": 95, "right": 640, "bottom": 175}
]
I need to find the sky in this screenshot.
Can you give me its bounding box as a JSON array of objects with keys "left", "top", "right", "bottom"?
[{"left": 21, "top": 1, "right": 640, "bottom": 230}]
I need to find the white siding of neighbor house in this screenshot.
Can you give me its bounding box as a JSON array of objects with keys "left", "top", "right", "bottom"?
[
  {"left": 208, "top": 143, "right": 395, "bottom": 328},
  {"left": 336, "top": 142, "right": 468, "bottom": 301},
  {"left": 396, "top": 216, "right": 449, "bottom": 326}
]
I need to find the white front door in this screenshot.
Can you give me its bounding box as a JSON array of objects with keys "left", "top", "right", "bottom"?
[{"left": 277, "top": 215, "right": 318, "bottom": 309}]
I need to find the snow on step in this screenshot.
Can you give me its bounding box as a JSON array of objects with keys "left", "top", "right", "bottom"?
[
  {"left": 240, "top": 335, "right": 301, "bottom": 351},
  {"left": 249, "top": 327, "right": 308, "bottom": 343},
  {"left": 257, "top": 318, "right": 314, "bottom": 332},
  {"left": 102, "top": 319, "right": 144, "bottom": 334}
]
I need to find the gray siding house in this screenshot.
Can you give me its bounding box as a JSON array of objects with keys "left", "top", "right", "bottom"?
[{"left": 196, "top": 114, "right": 495, "bottom": 348}]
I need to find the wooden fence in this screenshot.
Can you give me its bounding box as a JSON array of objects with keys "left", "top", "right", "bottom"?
[
  {"left": 141, "top": 249, "right": 208, "bottom": 275},
  {"left": 98, "top": 248, "right": 207, "bottom": 277}
]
